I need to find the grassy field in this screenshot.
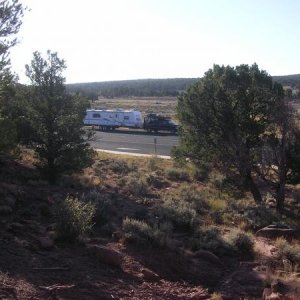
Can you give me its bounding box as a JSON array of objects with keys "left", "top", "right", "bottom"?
[{"left": 91, "top": 96, "right": 178, "bottom": 117}]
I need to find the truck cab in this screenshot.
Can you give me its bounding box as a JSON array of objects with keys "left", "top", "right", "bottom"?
[{"left": 143, "top": 114, "right": 178, "bottom": 134}]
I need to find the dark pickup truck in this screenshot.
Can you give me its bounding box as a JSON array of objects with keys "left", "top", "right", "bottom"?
[{"left": 143, "top": 114, "right": 178, "bottom": 134}]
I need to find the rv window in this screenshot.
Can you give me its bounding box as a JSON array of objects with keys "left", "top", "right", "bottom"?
[
  {"left": 124, "top": 116, "right": 129, "bottom": 120},
  {"left": 92, "top": 113, "right": 101, "bottom": 118}
]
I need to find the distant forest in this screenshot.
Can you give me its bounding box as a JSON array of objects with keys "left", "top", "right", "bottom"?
[
  {"left": 273, "top": 74, "right": 300, "bottom": 89},
  {"left": 66, "top": 75, "right": 300, "bottom": 99},
  {"left": 66, "top": 78, "right": 198, "bottom": 99}
]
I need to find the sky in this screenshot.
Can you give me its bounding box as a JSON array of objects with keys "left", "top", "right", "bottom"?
[{"left": 9, "top": 0, "right": 300, "bottom": 84}]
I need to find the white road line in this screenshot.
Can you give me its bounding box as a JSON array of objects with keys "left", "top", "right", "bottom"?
[
  {"left": 95, "top": 149, "right": 171, "bottom": 159},
  {"left": 93, "top": 139, "right": 176, "bottom": 146},
  {"left": 117, "top": 147, "right": 140, "bottom": 151}
]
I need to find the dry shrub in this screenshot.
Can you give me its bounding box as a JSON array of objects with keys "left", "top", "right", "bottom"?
[
  {"left": 54, "top": 196, "right": 95, "bottom": 242},
  {"left": 122, "top": 217, "right": 168, "bottom": 247},
  {"left": 125, "top": 173, "right": 149, "bottom": 196},
  {"left": 147, "top": 156, "right": 164, "bottom": 171},
  {"left": 145, "top": 173, "right": 168, "bottom": 188},
  {"left": 274, "top": 238, "right": 300, "bottom": 272},
  {"left": 152, "top": 198, "right": 197, "bottom": 231},
  {"left": 165, "top": 167, "right": 190, "bottom": 181},
  {"left": 189, "top": 226, "right": 232, "bottom": 256},
  {"left": 168, "top": 183, "right": 209, "bottom": 214},
  {"left": 226, "top": 229, "right": 254, "bottom": 257},
  {"left": 109, "top": 159, "right": 136, "bottom": 174},
  {"left": 81, "top": 189, "right": 117, "bottom": 224}
]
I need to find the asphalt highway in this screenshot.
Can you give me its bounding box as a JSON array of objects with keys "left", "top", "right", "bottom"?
[{"left": 89, "top": 129, "right": 179, "bottom": 156}]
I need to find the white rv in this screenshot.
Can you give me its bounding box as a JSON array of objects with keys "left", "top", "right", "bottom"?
[{"left": 84, "top": 109, "right": 143, "bottom": 130}]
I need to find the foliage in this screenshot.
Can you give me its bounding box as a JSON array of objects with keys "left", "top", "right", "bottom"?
[
  {"left": 189, "top": 226, "right": 232, "bottom": 255},
  {"left": 286, "top": 126, "right": 300, "bottom": 183},
  {"left": 242, "top": 204, "right": 279, "bottom": 229},
  {"left": 109, "top": 159, "right": 136, "bottom": 174},
  {"left": 147, "top": 156, "right": 163, "bottom": 171},
  {"left": 274, "top": 238, "right": 300, "bottom": 271},
  {"left": 66, "top": 75, "right": 300, "bottom": 99},
  {"left": 144, "top": 173, "right": 168, "bottom": 189},
  {"left": 151, "top": 197, "right": 198, "bottom": 231},
  {"left": 188, "top": 163, "right": 211, "bottom": 181},
  {"left": 176, "top": 63, "right": 284, "bottom": 204},
  {"left": 0, "top": 0, "right": 25, "bottom": 72},
  {"left": 25, "top": 51, "right": 94, "bottom": 183},
  {"left": 226, "top": 229, "right": 254, "bottom": 256},
  {"left": 258, "top": 96, "right": 299, "bottom": 210},
  {"left": 165, "top": 167, "right": 190, "bottom": 181},
  {"left": 171, "top": 183, "right": 209, "bottom": 213},
  {"left": 125, "top": 173, "right": 149, "bottom": 196},
  {"left": 81, "top": 189, "right": 117, "bottom": 225},
  {"left": 0, "top": 117, "right": 17, "bottom": 154},
  {"left": 122, "top": 217, "right": 168, "bottom": 247},
  {"left": 54, "top": 196, "right": 95, "bottom": 242},
  {"left": 67, "top": 78, "right": 198, "bottom": 98},
  {"left": 0, "top": 0, "right": 25, "bottom": 155}
]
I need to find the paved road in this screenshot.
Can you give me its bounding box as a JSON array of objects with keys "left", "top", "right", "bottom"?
[{"left": 89, "top": 129, "right": 179, "bottom": 156}]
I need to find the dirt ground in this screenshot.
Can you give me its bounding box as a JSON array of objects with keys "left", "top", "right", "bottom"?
[{"left": 0, "top": 154, "right": 299, "bottom": 300}]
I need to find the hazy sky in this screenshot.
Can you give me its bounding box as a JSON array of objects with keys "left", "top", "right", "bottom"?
[{"left": 9, "top": 0, "right": 300, "bottom": 84}]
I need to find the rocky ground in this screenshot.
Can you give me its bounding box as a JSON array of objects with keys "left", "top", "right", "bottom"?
[{"left": 0, "top": 156, "right": 299, "bottom": 299}]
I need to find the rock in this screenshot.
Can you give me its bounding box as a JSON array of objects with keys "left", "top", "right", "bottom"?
[
  {"left": 0, "top": 205, "right": 13, "bottom": 215},
  {"left": 192, "top": 250, "right": 223, "bottom": 266},
  {"left": 256, "top": 225, "right": 298, "bottom": 239},
  {"left": 38, "top": 236, "right": 54, "bottom": 249},
  {"left": 265, "top": 292, "right": 285, "bottom": 300},
  {"left": 141, "top": 268, "right": 160, "bottom": 281},
  {"left": 86, "top": 244, "right": 124, "bottom": 268}
]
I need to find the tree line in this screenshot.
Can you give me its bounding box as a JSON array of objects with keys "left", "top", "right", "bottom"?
[
  {"left": 66, "top": 76, "right": 300, "bottom": 100},
  {"left": 66, "top": 78, "right": 198, "bottom": 99}
]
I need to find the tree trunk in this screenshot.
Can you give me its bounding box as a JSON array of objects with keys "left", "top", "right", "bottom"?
[
  {"left": 276, "top": 182, "right": 285, "bottom": 212},
  {"left": 275, "top": 111, "right": 288, "bottom": 212},
  {"left": 246, "top": 172, "right": 262, "bottom": 203},
  {"left": 276, "top": 136, "right": 287, "bottom": 212}
]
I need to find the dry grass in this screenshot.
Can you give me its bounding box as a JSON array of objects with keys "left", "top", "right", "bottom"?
[{"left": 91, "top": 96, "right": 177, "bottom": 117}]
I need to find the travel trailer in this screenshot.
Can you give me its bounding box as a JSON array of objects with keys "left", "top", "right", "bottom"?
[{"left": 84, "top": 109, "right": 143, "bottom": 130}]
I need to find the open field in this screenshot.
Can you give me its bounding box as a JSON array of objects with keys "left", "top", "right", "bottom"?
[
  {"left": 92, "top": 97, "right": 300, "bottom": 118},
  {"left": 92, "top": 96, "right": 178, "bottom": 117}
]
